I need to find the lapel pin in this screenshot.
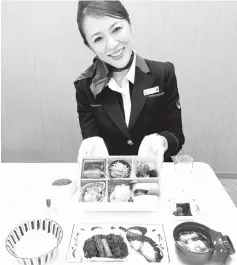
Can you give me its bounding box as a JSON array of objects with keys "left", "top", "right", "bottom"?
[{"left": 176, "top": 99, "right": 181, "bottom": 109}]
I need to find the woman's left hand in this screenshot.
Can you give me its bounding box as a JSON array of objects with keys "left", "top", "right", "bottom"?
[{"left": 138, "top": 133, "right": 168, "bottom": 172}]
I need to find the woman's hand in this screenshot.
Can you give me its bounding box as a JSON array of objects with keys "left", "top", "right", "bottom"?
[
  {"left": 138, "top": 133, "right": 168, "bottom": 172},
  {"left": 77, "top": 136, "right": 109, "bottom": 163}
]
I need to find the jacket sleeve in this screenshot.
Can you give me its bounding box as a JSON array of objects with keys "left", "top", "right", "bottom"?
[
  {"left": 74, "top": 79, "right": 99, "bottom": 139},
  {"left": 158, "top": 62, "right": 185, "bottom": 157}
]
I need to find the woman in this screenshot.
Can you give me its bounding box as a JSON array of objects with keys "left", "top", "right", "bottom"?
[{"left": 74, "top": 0, "right": 185, "bottom": 166}]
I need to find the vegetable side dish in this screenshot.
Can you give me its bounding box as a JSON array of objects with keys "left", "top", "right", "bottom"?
[
  {"left": 136, "top": 161, "right": 158, "bottom": 178},
  {"left": 109, "top": 160, "right": 131, "bottom": 178}
]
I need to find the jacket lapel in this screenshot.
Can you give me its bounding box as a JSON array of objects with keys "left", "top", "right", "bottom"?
[
  {"left": 128, "top": 66, "right": 156, "bottom": 130},
  {"left": 101, "top": 87, "right": 132, "bottom": 140}
]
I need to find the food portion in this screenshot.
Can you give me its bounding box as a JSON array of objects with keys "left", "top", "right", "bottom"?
[
  {"left": 83, "top": 234, "right": 129, "bottom": 259},
  {"left": 173, "top": 203, "right": 192, "bottom": 216},
  {"left": 52, "top": 179, "right": 72, "bottom": 186},
  {"left": 79, "top": 157, "right": 161, "bottom": 205},
  {"left": 135, "top": 160, "right": 158, "bottom": 178},
  {"left": 109, "top": 160, "right": 131, "bottom": 178},
  {"left": 82, "top": 159, "right": 105, "bottom": 179},
  {"left": 108, "top": 181, "right": 160, "bottom": 203},
  {"left": 176, "top": 231, "right": 213, "bottom": 253},
  {"left": 109, "top": 184, "right": 133, "bottom": 202},
  {"left": 119, "top": 226, "right": 163, "bottom": 262},
  {"left": 81, "top": 182, "right": 106, "bottom": 202},
  {"left": 67, "top": 225, "right": 168, "bottom": 263},
  {"left": 132, "top": 183, "right": 160, "bottom": 203},
  {"left": 169, "top": 199, "right": 200, "bottom": 217},
  {"left": 13, "top": 229, "right": 58, "bottom": 258}
]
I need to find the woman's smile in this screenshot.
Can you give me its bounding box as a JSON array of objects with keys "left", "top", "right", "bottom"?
[{"left": 108, "top": 47, "right": 125, "bottom": 59}]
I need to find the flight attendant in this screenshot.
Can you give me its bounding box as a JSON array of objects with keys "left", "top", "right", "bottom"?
[{"left": 74, "top": 0, "right": 185, "bottom": 168}]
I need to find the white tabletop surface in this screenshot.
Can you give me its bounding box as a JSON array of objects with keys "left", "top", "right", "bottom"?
[{"left": 1, "top": 162, "right": 237, "bottom": 265}]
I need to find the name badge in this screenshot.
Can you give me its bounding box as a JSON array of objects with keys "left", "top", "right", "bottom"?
[{"left": 143, "top": 86, "right": 159, "bottom": 96}]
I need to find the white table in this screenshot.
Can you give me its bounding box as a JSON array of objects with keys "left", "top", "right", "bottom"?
[{"left": 1, "top": 162, "right": 237, "bottom": 265}]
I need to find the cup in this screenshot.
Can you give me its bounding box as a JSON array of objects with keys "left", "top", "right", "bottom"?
[
  {"left": 173, "top": 155, "right": 193, "bottom": 174},
  {"left": 172, "top": 155, "right": 194, "bottom": 194}
]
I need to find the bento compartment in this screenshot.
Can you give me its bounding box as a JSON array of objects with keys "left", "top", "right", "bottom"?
[
  {"left": 108, "top": 179, "right": 135, "bottom": 202},
  {"left": 81, "top": 159, "right": 106, "bottom": 179},
  {"left": 80, "top": 180, "right": 107, "bottom": 202},
  {"left": 108, "top": 178, "right": 160, "bottom": 203},
  {"left": 134, "top": 157, "right": 159, "bottom": 178},
  {"left": 107, "top": 157, "right": 132, "bottom": 179},
  {"left": 131, "top": 178, "right": 160, "bottom": 204}
]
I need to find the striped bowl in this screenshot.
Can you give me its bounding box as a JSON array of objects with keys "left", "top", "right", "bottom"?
[{"left": 5, "top": 218, "right": 63, "bottom": 265}]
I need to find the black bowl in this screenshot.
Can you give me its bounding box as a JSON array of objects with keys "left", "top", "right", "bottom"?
[{"left": 173, "top": 222, "right": 214, "bottom": 265}]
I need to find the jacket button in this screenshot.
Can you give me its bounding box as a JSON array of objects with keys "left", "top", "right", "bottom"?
[{"left": 127, "top": 140, "right": 134, "bottom": 146}]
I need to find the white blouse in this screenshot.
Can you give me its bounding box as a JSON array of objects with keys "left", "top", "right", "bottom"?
[{"left": 107, "top": 53, "right": 136, "bottom": 126}]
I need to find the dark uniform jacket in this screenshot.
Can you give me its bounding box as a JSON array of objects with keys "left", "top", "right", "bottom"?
[{"left": 74, "top": 54, "right": 185, "bottom": 161}]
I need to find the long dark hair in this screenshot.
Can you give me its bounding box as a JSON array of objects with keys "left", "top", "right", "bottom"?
[{"left": 77, "top": 0, "right": 131, "bottom": 47}]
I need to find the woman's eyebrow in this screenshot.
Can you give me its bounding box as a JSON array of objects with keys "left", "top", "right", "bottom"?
[
  {"left": 109, "top": 22, "right": 119, "bottom": 30},
  {"left": 90, "top": 22, "right": 120, "bottom": 39}
]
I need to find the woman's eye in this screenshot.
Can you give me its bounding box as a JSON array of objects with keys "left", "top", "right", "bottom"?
[
  {"left": 94, "top": 37, "right": 103, "bottom": 43},
  {"left": 112, "top": 26, "right": 122, "bottom": 33}
]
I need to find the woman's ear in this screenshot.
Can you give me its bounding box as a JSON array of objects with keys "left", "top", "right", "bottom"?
[{"left": 129, "top": 18, "right": 134, "bottom": 35}]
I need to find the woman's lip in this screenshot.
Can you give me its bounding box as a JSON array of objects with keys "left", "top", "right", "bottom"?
[{"left": 108, "top": 47, "right": 125, "bottom": 57}]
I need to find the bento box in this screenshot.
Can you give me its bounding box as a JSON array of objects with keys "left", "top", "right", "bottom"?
[
  {"left": 66, "top": 224, "right": 170, "bottom": 264},
  {"left": 78, "top": 156, "right": 163, "bottom": 211}
]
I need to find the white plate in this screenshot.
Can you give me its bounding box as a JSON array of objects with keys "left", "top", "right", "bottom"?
[{"left": 66, "top": 224, "right": 170, "bottom": 264}]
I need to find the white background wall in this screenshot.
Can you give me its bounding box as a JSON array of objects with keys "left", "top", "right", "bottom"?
[{"left": 1, "top": 1, "right": 237, "bottom": 172}]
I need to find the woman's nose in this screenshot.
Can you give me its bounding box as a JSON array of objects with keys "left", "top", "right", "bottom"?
[{"left": 106, "top": 36, "right": 118, "bottom": 52}]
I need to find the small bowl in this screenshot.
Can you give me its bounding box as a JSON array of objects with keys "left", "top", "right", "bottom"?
[
  {"left": 173, "top": 222, "right": 214, "bottom": 265},
  {"left": 51, "top": 178, "right": 77, "bottom": 198},
  {"left": 5, "top": 218, "right": 63, "bottom": 265},
  {"left": 108, "top": 160, "right": 132, "bottom": 178}
]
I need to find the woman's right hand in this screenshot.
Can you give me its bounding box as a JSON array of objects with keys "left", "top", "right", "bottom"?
[{"left": 77, "top": 136, "right": 109, "bottom": 163}]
